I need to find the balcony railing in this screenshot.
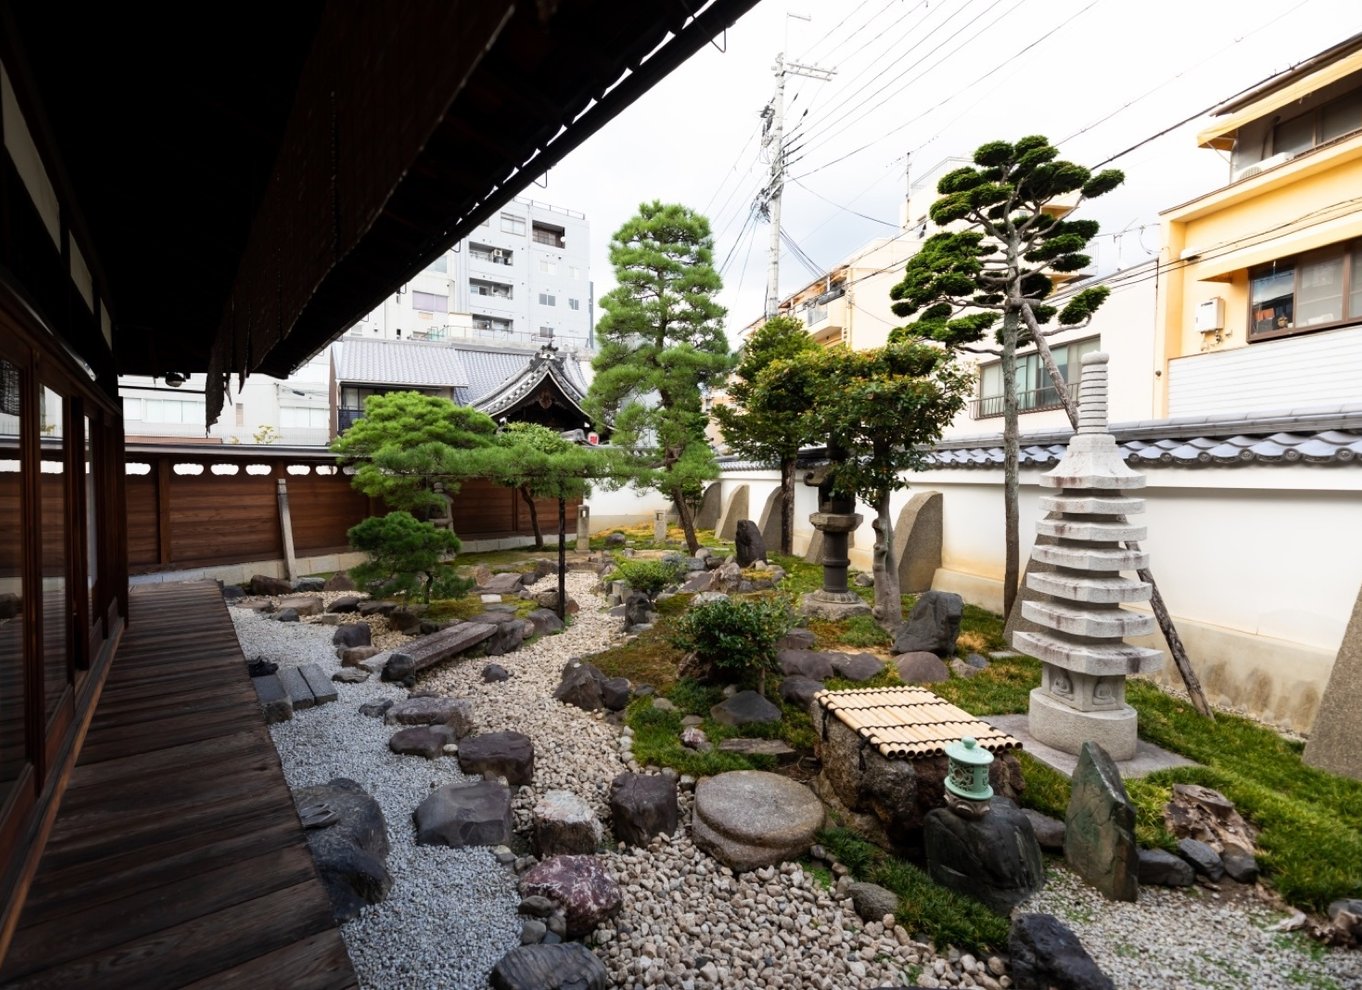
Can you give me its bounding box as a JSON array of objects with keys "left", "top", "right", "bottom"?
[
  {"left": 971, "top": 381, "right": 1079, "bottom": 419},
  {"left": 337, "top": 407, "right": 364, "bottom": 432}
]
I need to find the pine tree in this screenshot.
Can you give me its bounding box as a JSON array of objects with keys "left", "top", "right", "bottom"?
[
  {"left": 586, "top": 201, "right": 733, "bottom": 554},
  {"left": 713, "top": 315, "right": 820, "bottom": 555},
  {"left": 889, "top": 135, "right": 1122, "bottom": 618}
]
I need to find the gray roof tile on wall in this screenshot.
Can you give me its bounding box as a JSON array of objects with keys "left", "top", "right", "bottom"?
[{"left": 334, "top": 338, "right": 470, "bottom": 388}]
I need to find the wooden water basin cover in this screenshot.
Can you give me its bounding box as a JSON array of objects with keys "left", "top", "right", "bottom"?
[{"left": 815, "top": 686, "right": 1022, "bottom": 759}]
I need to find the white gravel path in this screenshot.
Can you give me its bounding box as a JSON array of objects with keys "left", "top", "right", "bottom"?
[{"left": 233, "top": 571, "right": 1362, "bottom": 990}]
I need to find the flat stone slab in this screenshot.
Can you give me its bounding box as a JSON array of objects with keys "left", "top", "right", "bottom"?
[
  {"left": 710, "top": 690, "right": 781, "bottom": 727},
  {"left": 983, "top": 714, "right": 1196, "bottom": 779},
  {"left": 383, "top": 622, "right": 498, "bottom": 681},
  {"left": 385, "top": 696, "right": 475, "bottom": 736},
  {"left": 389, "top": 725, "right": 457, "bottom": 759},
  {"left": 277, "top": 666, "right": 315, "bottom": 710},
  {"left": 253, "top": 673, "right": 291, "bottom": 723},
  {"left": 692, "top": 771, "right": 823, "bottom": 871},
  {"left": 299, "top": 663, "right": 337, "bottom": 706},
  {"left": 458, "top": 730, "right": 535, "bottom": 786},
  {"left": 415, "top": 780, "right": 513, "bottom": 848},
  {"left": 479, "top": 572, "right": 527, "bottom": 595}
]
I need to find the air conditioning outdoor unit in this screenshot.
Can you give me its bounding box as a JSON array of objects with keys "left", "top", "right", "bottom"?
[
  {"left": 492, "top": 249, "right": 505, "bottom": 258},
  {"left": 1232, "top": 151, "right": 1294, "bottom": 183}
]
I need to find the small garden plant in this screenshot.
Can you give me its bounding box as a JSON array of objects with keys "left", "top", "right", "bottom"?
[
  {"left": 347, "top": 510, "right": 459, "bottom": 603},
  {"left": 670, "top": 594, "right": 794, "bottom": 695},
  {"left": 608, "top": 558, "right": 682, "bottom": 600}
]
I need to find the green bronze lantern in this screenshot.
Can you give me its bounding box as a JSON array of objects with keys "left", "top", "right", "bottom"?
[{"left": 944, "top": 736, "right": 994, "bottom": 819}]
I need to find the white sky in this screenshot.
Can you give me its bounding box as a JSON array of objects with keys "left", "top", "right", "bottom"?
[{"left": 540, "top": 0, "right": 1361, "bottom": 343}]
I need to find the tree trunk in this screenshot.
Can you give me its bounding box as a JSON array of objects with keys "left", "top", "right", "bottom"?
[
  {"left": 673, "top": 488, "right": 701, "bottom": 555},
  {"left": 1021, "top": 304, "right": 1212, "bottom": 717},
  {"left": 1001, "top": 309, "right": 1021, "bottom": 619},
  {"left": 871, "top": 490, "right": 903, "bottom": 630},
  {"left": 556, "top": 497, "right": 567, "bottom": 622},
  {"left": 520, "top": 487, "right": 544, "bottom": 550},
  {"left": 779, "top": 455, "right": 796, "bottom": 557}
]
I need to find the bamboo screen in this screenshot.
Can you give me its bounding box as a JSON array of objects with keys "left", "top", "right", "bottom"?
[{"left": 816, "top": 686, "right": 1022, "bottom": 760}]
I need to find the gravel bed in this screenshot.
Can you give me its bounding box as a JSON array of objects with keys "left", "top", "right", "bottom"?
[
  {"left": 1025, "top": 864, "right": 1362, "bottom": 990},
  {"left": 234, "top": 572, "right": 1362, "bottom": 990}
]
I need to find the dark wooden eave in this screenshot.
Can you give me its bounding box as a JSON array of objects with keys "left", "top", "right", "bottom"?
[{"left": 0, "top": 0, "right": 759, "bottom": 426}]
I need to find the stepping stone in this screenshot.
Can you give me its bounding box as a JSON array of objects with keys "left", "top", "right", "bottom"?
[
  {"left": 278, "top": 667, "right": 315, "bottom": 710},
  {"left": 385, "top": 696, "right": 475, "bottom": 736},
  {"left": 778, "top": 649, "right": 837, "bottom": 680},
  {"left": 459, "top": 731, "right": 535, "bottom": 785},
  {"left": 533, "top": 790, "right": 602, "bottom": 857},
  {"left": 608, "top": 773, "right": 678, "bottom": 847},
  {"left": 895, "top": 651, "right": 949, "bottom": 683},
  {"left": 390, "top": 725, "right": 457, "bottom": 759},
  {"left": 777, "top": 628, "right": 816, "bottom": 651},
  {"left": 299, "top": 663, "right": 338, "bottom": 706},
  {"left": 332, "top": 668, "right": 370, "bottom": 684},
  {"left": 326, "top": 595, "right": 364, "bottom": 613},
  {"left": 340, "top": 645, "right": 380, "bottom": 666},
  {"left": 278, "top": 595, "right": 322, "bottom": 616},
  {"left": 479, "top": 572, "right": 527, "bottom": 595},
  {"left": 253, "top": 673, "right": 292, "bottom": 724},
  {"left": 692, "top": 771, "right": 824, "bottom": 871},
  {"left": 710, "top": 690, "right": 781, "bottom": 727},
  {"left": 481, "top": 593, "right": 504, "bottom": 605},
  {"left": 274, "top": 608, "right": 300, "bottom": 623},
  {"left": 779, "top": 676, "right": 825, "bottom": 708},
  {"left": 717, "top": 738, "right": 797, "bottom": 763},
  {"left": 415, "top": 780, "right": 513, "bottom": 847}
]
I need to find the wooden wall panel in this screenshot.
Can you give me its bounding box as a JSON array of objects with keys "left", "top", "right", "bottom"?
[
  {"left": 452, "top": 477, "right": 517, "bottom": 537},
  {"left": 166, "top": 474, "right": 280, "bottom": 566},
  {"left": 125, "top": 476, "right": 158, "bottom": 568},
  {"left": 287, "top": 472, "right": 369, "bottom": 554}
]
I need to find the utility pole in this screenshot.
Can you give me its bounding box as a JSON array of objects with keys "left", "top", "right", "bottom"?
[{"left": 762, "top": 52, "right": 834, "bottom": 319}]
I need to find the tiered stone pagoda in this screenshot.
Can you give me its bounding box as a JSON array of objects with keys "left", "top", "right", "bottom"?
[{"left": 1013, "top": 352, "right": 1162, "bottom": 762}]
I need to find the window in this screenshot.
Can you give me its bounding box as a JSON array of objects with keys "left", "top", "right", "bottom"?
[
  {"left": 538, "top": 258, "right": 557, "bottom": 275},
  {"left": 280, "top": 406, "right": 329, "bottom": 429},
  {"left": 539, "top": 292, "right": 556, "bottom": 307},
  {"left": 1274, "top": 87, "right": 1362, "bottom": 158},
  {"left": 426, "top": 254, "right": 448, "bottom": 274},
  {"left": 975, "top": 337, "right": 1100, "bottom": 419},
  {"left": 532, "top": 222, "right": 565, "bottom": 248},
  {"left": 501, "top": 214, "right": 526, "bottom": 236},
  {"left": 1249, "top": 241, "right": 1362, "bottom": 341},
  {"left": 472, "top": 314, "right": 513, "bottom": 333},
  {"left": 469, "top": 243, "right": 512, "bottom": 265},
  {"left": 568, "top": 298, "right": 580, "bottom": 311},
  {"left": 411, "top": 290, "right": 447, "bottom": 313},
  {"left": 567, "top": 265, "right": 582, "bottom": 280},
  {"left": 470, "top": 279, "right": 512, "bottom": 299},
  {"left": 234, "top": 403, "right": 245, "bottom": 427},
  {"left": 136, "top": 397, "right": 206, "bottom": 423}
]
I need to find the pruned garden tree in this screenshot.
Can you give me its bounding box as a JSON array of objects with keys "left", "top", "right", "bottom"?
[
  {"left": 585, "top": 201, "right": 733, "bottom": 555},
  {"left": 889, "top": 135, "right": 1211, "bottom": 716},
  {"left": 713, "top": 315, "right": 820, "bottom": 555},
  {"left": 753, "top": 340, "right": 970, "bottom": 629},
  {"left": 330, "top": 391, "right": 498, "bottom": 514},
  {"left": 888, "top": 135, "right": 1122, "bottom": 620}
]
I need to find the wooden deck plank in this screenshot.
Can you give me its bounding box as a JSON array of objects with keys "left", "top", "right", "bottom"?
[{"left": 0, "top": 581, "right": 356, "bottom": 990}]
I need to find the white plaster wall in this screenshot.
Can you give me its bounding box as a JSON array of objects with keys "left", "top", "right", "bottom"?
[{"left": 585, "top": 484, "right": 674, "bottom": 533}]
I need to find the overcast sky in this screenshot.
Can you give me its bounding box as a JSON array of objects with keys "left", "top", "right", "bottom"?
[{"left": 539, "top": 0, "right": 1360, "bottom": 341}]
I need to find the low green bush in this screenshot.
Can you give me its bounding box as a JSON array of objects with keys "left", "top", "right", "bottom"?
[
  {"left": 670, "top": 594, "right": 794, "bottom": 693},
  {"left": 608, "top": 558, "right": 683, "bottom": 599}
]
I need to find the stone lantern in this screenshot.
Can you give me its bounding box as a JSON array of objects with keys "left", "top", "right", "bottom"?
[
  {"left": 1013, "top": 352, "right": 1162, "bottom": 762},
  {"left": 800, "top": 441, "right": 870, "bottom": 620}
]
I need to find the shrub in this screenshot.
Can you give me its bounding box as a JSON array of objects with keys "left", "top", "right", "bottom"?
[
  {"left": 348, "top": 511, "right": 460, "bottom": 603},
  {"left": 670, "top": 595, "right": 794, "bottom": 693},
  {"left": 609, "top": 558, "right": 683, "bottom": 600},
  {"left": 429, "top": 566, "right": 475, "bottom": 601}
]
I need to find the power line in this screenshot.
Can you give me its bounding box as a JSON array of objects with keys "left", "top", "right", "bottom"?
[
  {"left": 792, "top": 177, "right": 899, "bottom": 228},
  {"left": 702, "top": 122, "right": 761, "bottom": 216}
]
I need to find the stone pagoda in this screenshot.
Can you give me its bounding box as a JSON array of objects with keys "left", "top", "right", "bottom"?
[{"left": 1013, "top": 352, "right": 1162, "bottom": 762}]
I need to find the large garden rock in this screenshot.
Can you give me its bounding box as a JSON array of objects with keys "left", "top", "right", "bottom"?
[
  {"left": 709, "top": 690, "right": 781, "bottom": 727},
  {"left": 327, "top": 594, "right": 364, "bottom": 613},
  {"left": 812, "top": 700, "right": 1023, "bottom": 845},
  {"left": 831, "top": 652, "right": 884, "bottom": 681},
  {"left": 734, "top": 519, "right": 767, "bottom": 566},
  {"left": 778, "top": 649, "right": 837, "bottom": 680},
  {"left": 389, "top": 725, "right": 457, "bottom": 759},
  {"left": 340, "top": 646, "right": 380, "bottom": 667},
  {"left": 333, "top": 622, "right": 373, "bottom": 649},
  {"left": 249, "top": 574, "right": 293, "bottom": 596},
  {"left": 894, "top": 651, "right": 950, "bottom": 683},
  {"left": 479, "top": 572, "right": 528, "bottom": 595},
  {"left": 385, "top": 696, "right": 475, "bottom": 736},
  {"left": 292, "top": 778, "right": 391, "bottom": 922},
  {"left": 1176, "top": 837, "right": 1225, "bottom": 881},
  {"left": 387, "top": 607, "right": 423, "bottom": 633},
  {"left": 1137, "top": 848, "right": 1194, "bottom": 887},
  {"left": 1065, "top": 742, "right": 1139, "bottom": 901},
  {"left": 414, "top": 780, "right": 513, "bottom": 848},
  {"left": 1023, "top": 809, "right": 1066, "bottom": 852},
  {"left": 623, "top": 591, "right": 653, "bottom": 628},
  {"left": 777, "top": 628, "right": 816, "bottom": 651},
  {"left": 600, "top": 677, "right": 632, "bottom": 712},
  {"left": 533, "top": 790, "right": 602, "bottom": 857},
  {"left": 924, "top": 797, "right": 1045, "bottom": 913},
  {"left": 779, "top": 676, "right": 825, "bottom": 708},
  {"left": 459, "top": 731, "right": 535, "bottom": 786},
  {"left": 609, "top": 773, "right": 679, "bottom": 846},
  {"left": 527, "top": 608, "right": 565, "bottom": 637},
  {"left": 323, "top": 572, "right": 356, "bottom": 592},
  {"left": 1009, "top": 913, "right": 1114, "bottom": 990},
  {"left": 278, "top": 595, "right": 322, "bottom": 617},
  {"left": 520, "top": 856, "right": 622, "bottom": 938},
  {"left": 692, "top": 771, "right": 823, "bottom": 871},
  {"left": 847, "top": 882, "right": 901, "bottom": 923},
  {"left": 892, "top": 591, "right": 963, "bottom": 657},
  {"left": 554, "top": 660, "right": 606, "bottom": 711},
  {"left": 490, "top": 944, "right": 608, "bottom": 990}
]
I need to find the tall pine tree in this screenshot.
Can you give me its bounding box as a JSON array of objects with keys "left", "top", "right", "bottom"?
[{"left": 586, "top": 201, "right": 732, "bottom": 554}]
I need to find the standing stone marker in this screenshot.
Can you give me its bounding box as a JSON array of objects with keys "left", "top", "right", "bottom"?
[
  {"left": 1304, "top": 577, "right": 1362, "bottom": 781},
  {"left": 1014, "top": 353, "right": 1161, "bottom": 762},
  {"left": 1064, "top": 742, "right": 1138, "bottom": 902}
]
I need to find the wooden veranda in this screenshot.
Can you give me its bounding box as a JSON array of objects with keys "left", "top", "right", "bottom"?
[{"left": 0, "top": 582, "right": 357, "bottom": 990}]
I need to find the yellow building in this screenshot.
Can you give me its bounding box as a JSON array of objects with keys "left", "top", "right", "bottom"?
[{"left": 1158, "top": 33, "right": 1362, "bottom": 419}]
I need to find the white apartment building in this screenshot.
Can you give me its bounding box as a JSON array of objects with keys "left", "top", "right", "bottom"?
[{"left": 348, "top": 198, "right": 593, "bottom": 351}]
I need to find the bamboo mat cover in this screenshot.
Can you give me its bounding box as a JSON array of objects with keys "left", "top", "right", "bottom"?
[{"left": 815, "top": 686, "right": 1022, "bottom": 760}]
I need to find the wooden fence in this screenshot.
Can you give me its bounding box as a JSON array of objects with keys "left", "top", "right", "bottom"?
[{"left": 124, "top": 445, "right": 577, "bottom": 573}]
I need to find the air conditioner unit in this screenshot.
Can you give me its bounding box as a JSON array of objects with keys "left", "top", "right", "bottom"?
[
  {"left": 491, "top": 249, "right": 505, "bottom": 258},
  {"left": 1232, "top": 151, "right": 1293, "bottom": 183}
]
